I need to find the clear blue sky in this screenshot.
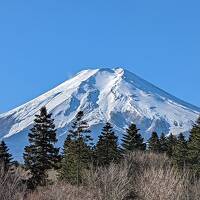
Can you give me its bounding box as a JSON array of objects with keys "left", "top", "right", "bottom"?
[{"left": 0, "top": 1, "right": 200, "bottom": 113}]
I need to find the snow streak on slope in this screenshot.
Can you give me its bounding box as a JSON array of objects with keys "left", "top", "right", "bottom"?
[{"left": 0, "top": 68, "right": 199, "bottom": 159}]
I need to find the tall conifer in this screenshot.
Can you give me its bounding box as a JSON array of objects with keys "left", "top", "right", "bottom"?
[
  {"left": 166, "top": 133, "right": 177, "bottom": 157},
  {"left": 160, "top": 133, "right": 168, "bottom": 153},
  {"left": 23, "top": 106, "right": 60, "bottom": 189},
  {"left": 188, "top": 116, "right": 200, "bottom": 176},
  {"left": 121, "top": 123, "right": 146, "bottom": 153},
  {"left": 0, "top": 141, "right": 13, "bottom": 171},
  {"left": 172, "top": 133, "right": 188, "bottom": 169},
  {"left": 148, "top": 132, "right": 161, "bottom": 153},
  {"left": 95, "top": 122, "right": 121, "bottom": 166},
  {"left": 60, "top": 111, "right": 93, "bottom": 186}
]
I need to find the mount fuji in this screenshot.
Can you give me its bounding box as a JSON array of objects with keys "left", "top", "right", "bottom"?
[{"left": 0, "top": 68, "right": 199, "bottom": 160}]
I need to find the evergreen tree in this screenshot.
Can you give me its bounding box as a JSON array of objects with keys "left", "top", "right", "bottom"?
[
  {"left": 188, "top": 116, "right": 200, "bottom": 176},
  {"left": 121, "top": 123, "right": 146, "bottom": 153},
  {"left": 148, "top": 132, "right": 161, "bottom": 153},
  {"left": 95, "top": 122, "right": 121, "bottom": 166},
  {"left": 172, "top": 133, "right": 188, "bottom": 169},
  {"left": 23, "top": 106, "right": 61, "bottom": 189},
  {"left": 0, "top": 141, "right": 13, "bottom": 171},
  {"left": 59, "top": 135, "right": 76, "bottom": 183},
  {"left": 159, "top": 133, "right": 168, "bottom": 153},
  {"left": 166, "top": 133, "right": 177, "bottom": 157},
  {"left": 60, "top": 111, "right": 93, "bottom": 186}
]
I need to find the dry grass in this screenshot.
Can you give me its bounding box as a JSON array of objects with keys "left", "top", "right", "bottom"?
[
  {"left": 83, "top": 152, "right": 200, "bottom": 200},
  {"left": 123, "top": 152, "right": 187, "bottom": 199},
  {"left": 134, "top": 166, "right": 188, "bottom": 200},
  {"left": 84, "top": 163, "right": 132, "bottom": 200},
  {"left": 1, "top": 152, "right": 200, "bottom": 200},
  {"left": 26, "top": 183, "right": 97, "bottom": 200},
  {"left": 0, "top": 166, "right": 28, "bottom": 200}
]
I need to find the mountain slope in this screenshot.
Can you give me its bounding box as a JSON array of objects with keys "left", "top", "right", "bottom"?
[{"left": 0, "top": 68, "right": 199, "bottom": 160}]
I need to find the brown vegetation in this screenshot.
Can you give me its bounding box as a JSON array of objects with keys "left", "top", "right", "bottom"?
[
  {"left": 1, "top": 152, "right": 200, "bottom": 200},
  {"left": 0, "top": 166, "right": 28, "bottom": 200}
]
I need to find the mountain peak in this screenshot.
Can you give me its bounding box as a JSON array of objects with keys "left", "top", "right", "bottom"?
[{"left": 0, "top": 67, "right": 199, "bottom": 160}]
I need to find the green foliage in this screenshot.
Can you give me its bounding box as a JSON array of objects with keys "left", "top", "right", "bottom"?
[
  {"left": 95, "top": 122, "right": 121, "bottom": 166},
  {"left": 188, "top": 116, "right": 200, "bottom": 176},
  {"left": 0, "top": 141, "right": 13, "bottom": 171},
  {"left": 23, "top": 106, "right": 61, "bottom": 189},
  {"left": 172, "top": 133, "right": 188, "bottom": 169},
  {"left": 60, "top": 111, "right": 93, "bottom": 186},
  {"left": 121, "top": 123, "right": 146, "bottom": 153},
  {"left": 59, "top": 135, "right": 77, "bottom": 183},
  {"left": 148, "top": 132, "right": 161, "bottom": 153},
  {"left": 166, "top": 133, "right": 177, "bottom": 157},
  {"left": 159, "top": 133, "right": 168, "bottom": 153}
]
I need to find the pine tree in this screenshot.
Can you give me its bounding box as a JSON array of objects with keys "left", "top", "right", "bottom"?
[
  {"left": 95, "top": 122, "right": 121, "bottom": 166},
  {"left": 188, "top": 116, "right": 200, "bottom": 176},
  {"left": 166, "top": 133, "right": 177, "bottom": 157},
  {"left": 121, "top": 123, "right": 146, "bottom": 153},
  {"left": 60, "top": 111, "right": 93, "bottom": 186},
  {"left": 23, "top": 106, "right": 61, "bottom": 189},
  {"left": 148, "top": 132, "right": 161, "bottom": 153},
  {"left": 0, "top": 141, "right": 13, "bottom": 171},
  {"left": 172, "top": 133, "right": 188, "bottom": 169},
  {"left": 59, "top": 135, "right": 76, "bottom": 183},
  {"left": 160, "top": 133, "right": 168, "bottom": 153}
]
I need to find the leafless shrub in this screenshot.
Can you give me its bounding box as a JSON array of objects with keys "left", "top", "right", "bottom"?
[
  {"left": 1, "top": 152, "right": 200, "bottom": 200},
  {"left": 26, "top": 182, "right": 97, "bottom": 200},
  {"left": 123, "top": 152, "right": 200, "bottom": 200},
  {"left": 83, "top": 152, "right": 200, "bottom": 200},
  {"left": 84, "top": 163, "right": 133, "bottom": 200},
  {"left": 186, "top": 178, "right": 200, "bottom": 200},
  {"left": 124, "top": 151, "right": 171, "bottom": 173},
  {"left": 0, "top": 166, "right": 28, "bottom": 200},
  {"left": 134, "top": 166, "right": 188, "bottom": 200}
]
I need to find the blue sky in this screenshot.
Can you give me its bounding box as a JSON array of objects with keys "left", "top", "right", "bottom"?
[{"left": 0, "top": 1, "right": 200, "bottom": 112}]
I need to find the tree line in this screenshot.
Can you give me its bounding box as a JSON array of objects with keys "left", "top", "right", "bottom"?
[{"left": 0, "top": 106, "right": 200, "bottom": 189}]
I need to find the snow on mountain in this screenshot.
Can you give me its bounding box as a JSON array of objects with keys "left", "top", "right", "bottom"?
[{"left": 0, "top": 68, "right": 199, "bottom": 160}]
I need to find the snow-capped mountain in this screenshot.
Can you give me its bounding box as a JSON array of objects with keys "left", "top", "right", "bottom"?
[{"left": 0, "top": 68, "right": 199, "bottom": 160}]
